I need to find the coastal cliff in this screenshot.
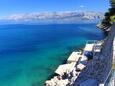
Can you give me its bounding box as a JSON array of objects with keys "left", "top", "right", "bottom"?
[
  {"left": 74, "top": 23, "right": 115, "bottom": 86},
  {"left": 45, "top": 23, "right": 115, "bottom": 86},
  {"left": 45, "top": 1, "right": 115, "bottom": 86},
  {"left": 74, "top": 1, "right": 115, "bottom": 85}
]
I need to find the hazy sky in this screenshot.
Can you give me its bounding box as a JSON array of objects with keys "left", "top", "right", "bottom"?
[{"left": 0, "top": 0, "right": 110, "bottom": 18}]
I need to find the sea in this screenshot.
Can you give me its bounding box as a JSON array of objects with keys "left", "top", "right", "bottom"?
[{"left": 0, "top": 24, "right": 105, "bottom": 86}]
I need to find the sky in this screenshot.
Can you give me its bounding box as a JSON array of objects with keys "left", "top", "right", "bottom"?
[{"left": 0, "top": 0, "right": 110, "bottom": 18}]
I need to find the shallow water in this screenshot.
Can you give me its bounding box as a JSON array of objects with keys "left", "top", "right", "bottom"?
[{"left": 0, "top": 24, "right": 105, "bottom": 86}]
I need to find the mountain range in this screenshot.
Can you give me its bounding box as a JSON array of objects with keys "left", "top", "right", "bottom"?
[{"left": 0, "top": 11, "right": 104, "bottom": 24}]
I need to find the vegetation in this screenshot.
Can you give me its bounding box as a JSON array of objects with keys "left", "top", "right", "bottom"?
[
  {"left": 108, "top": 8, "right": 115, "bottom": 24},
  {"left": 101, "top": 0, "right": 115, "bottom": 28},
  {"left": 110, "top": 15, "right": 115, "bottom": 23},
  {"left": 110, "top": 0, "right": 115, "bottom": 8}
]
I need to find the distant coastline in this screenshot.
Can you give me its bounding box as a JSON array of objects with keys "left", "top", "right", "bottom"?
[{"left": 0, "top": 11, "right": 103, "bottom": 25}]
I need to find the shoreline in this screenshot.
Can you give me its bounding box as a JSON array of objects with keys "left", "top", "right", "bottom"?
[
  {"left": 45, "top": 23, "right": 115, "bottom": 86},
  {"left": 45, "top": 39, "right": 104, "bottom": 86},
  {"left": 46, "top": 47, "right": 85, "bottom": 80}
]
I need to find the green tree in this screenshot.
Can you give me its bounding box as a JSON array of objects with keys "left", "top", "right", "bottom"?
[
  {"left": 108, "top": 8, "right": 115, "bottom": 16},
  {"left": 110, "top": 0, "right": 115, "bottom": 8}
]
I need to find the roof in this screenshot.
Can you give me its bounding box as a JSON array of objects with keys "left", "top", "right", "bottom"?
[
  {"left": 94, "top": 41, "right": 103, "bottom": 52},
  {"left": 56, "top": 79, "right": 69, "bottom": 86},
  {"left": 55, "top": 64, "right": 68, "bottom": 75},
  {"left": 67, "top": 51, "right": 81, "bottom": 63},
  {"left": 84, "top": 44, "right": 94, "bottom": 51},
  {"left": 55, "top": 62, "right": 76, "bottom": 75},
  {"left": 77, "top": 63, "right": 86, "bottom": 70}
]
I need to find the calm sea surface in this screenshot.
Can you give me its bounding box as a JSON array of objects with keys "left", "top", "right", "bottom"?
[{"left": 0, "top": 24, "right": 105, "bottom": 86}]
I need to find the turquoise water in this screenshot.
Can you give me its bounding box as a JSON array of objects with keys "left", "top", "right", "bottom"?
[{"left": 0, "top": 24, "right": 105, "bottom": 86}]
